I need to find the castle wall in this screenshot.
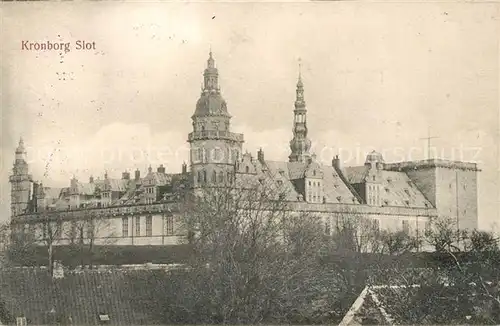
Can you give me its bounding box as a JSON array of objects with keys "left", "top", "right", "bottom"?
[{"left": 435, "top": 167, "right": 478, "bottom": 230}]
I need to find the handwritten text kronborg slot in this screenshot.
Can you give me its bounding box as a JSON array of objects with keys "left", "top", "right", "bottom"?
[{"left": 21, "top": 40, "right": 96, "bottom": 53}]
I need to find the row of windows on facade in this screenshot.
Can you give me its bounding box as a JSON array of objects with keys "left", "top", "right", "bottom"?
[
  {"left": 19, "top": 215, "right": 175, "bottom": 240},
  {"left": 195, "top": 121, "right": 230, "bottom": 131},
  {"left": 121, "top": 216, "right": 174, "bottom": 237},
  {"left": 193, "top": 147, "right": 240, "bottom": 163},
  {"left": 197, "top": 170, "right": 234, "bottom": 184},
  {"left": 323, "top": 218, "right": 431, "bottom": 236}
]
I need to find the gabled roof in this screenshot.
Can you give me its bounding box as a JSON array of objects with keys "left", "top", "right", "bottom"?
[
  {"left": 0, "top": 267, "right": 163, "bottom": 325},
  {"left": 343, "top": 166, "right": 433, "bottom": 208},
  {"left": 142, "top": 172, "right": 171, "bottom": 186},
  {"left": 344, "top": 166, "right": 368, "bottom": 184},
  {"left": 380, "top": 171, "right": 432, "bottom": 208},
  {"left": 106, "top": 179, "right": 129, "bottom": 192},
  {"left": 322, "top": 165, "right": 360, "bottom": 204},
  {"left": 42, "top": 187, "right": 63, "bottom": 201}
]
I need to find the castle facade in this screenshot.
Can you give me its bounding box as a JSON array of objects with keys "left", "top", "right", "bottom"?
[{"left": 9, "top": 52, "right": 480, "bottom": 246}]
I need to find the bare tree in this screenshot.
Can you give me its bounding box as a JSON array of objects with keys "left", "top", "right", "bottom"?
[
  {"left": 66, "top": 210, "right": 117, "bottom": 269},
  {"left": 34, "top": 212, "right": 64, "bottom": 276},
  {"left": 157, "top": 180, "right": 343, "bottom": 324},
  {"left": 368, "top": 217, "right": 500, "bottom": 324}
]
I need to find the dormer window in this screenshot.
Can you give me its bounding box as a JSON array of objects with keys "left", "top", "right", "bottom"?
[
  {"left": 277, "top": 180, "right": 283, "bottom": 186},
  {"left": 383, "top": 200, "right": 389, "bottom": 206},
  {"left": 336, "top": 196, "right": 342, "bottom": 202},
  {"left": 404, "top": 189, "right": 410, "bottom": 195},
  {"left": 404, "top": 200, "right": 410, "bottom": 206},
  {"left": 387, "top": 177, "right": 392, "bottom": 183},
  {"left": 385, "top": 188, "right": 390, "bottom": 193}
]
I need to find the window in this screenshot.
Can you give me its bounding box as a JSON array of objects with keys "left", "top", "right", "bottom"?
[
  {"left": 165, "top": 215, "right": 174, "bottom": 235},
  {"left": 146, "top": 216, "right": 152, "bottom": 236},
  {"left": 136, "top": 216, "right": 141, "bottom": 236},
  {"left": 218, "top": 172, "right": 224, "bottom": 183},
  {"left": 245, "top": 166, "right": 249, "bottom": 173},
  {"left": 402, "top": 220, "right": 410, "bottom": 234},
  {"left": 308, "top": 181, "right": 311, "bottom": 186},
  {"left": 122, "top": 217, "right": 128, "bottom": 237},
  {"left": 213, "top": 148, "right": 223, "bottom": 162},
  {"left": 203, "top": 170, "right": 207, "bottom": 183},
  {"left": 373, "top": 219, "right": 380, "bottom": 232},
  {"left": 198, "top": 171, "right": 202, "bottom": 183},
  {"left": 212, "top": 171, "right": 217, "bottom": 183}
]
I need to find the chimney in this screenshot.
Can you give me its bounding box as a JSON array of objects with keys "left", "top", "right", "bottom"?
[
  {"left": 135, "top": 169, "right": 140, "bottom": 181},
  {"left": 181, "top": 162, "right": 187, "bottom": 174},
  {"left": 257, "top": 148, "right": 264, "bottom": 163},
  {"left": 89, "top": 175, "right": 94, "bottom": 183},
  {"left": 157, "top": 164, "right": 166, "bottom": 174},
  {"left": 122, "top": 171, "right": 130, "bottom": 180}
]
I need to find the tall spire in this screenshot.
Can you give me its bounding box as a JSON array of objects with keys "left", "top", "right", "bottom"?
[
  {"left": 289, "top": 60, "right": 312, "bottom": 163},
  {"left": 295, "top": 58, "right": 305, "bottom": 108},
  {"left": 203, "top": 49, "right": 218, "bottom": 92}
]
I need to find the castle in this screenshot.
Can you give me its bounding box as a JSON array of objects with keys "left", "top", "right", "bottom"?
[{"left": 9, "top": 52, "right": 480, "bottom": 246}]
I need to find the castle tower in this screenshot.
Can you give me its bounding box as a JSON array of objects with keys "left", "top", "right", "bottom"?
[
  {"left": 187, "top": 51, "right": 244, "bottom": 187},
  {"left": 289, "top": 63, "right": 312, "bottom": 163},
  {"left": 9, "top": 138, "right": 33, "bottom": 217}
]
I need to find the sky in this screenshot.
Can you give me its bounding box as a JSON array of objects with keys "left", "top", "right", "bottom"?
[{"left": 1, "top": 2, "right": 499, "bottom": 229}]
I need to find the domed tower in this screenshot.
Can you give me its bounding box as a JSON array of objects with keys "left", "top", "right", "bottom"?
[
  {"left": 187, "top": 51, "right": 244, "bottom": 187},
  {"left": 289, "top": 64, "right": 312, "bottom": 163},
  {"left": 9, "top": 138, "right": 33, "bottom": 217}
]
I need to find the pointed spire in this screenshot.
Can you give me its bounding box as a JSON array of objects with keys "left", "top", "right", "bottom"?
[
  {"left": 295, "top": 58, "right": 305, "bottom": 108},
  {"left": 297, "top": 58, "right": 303, "bottom": 88},
  {"left": 207, "top": 48, "right": 215, "bottom": 69}
]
